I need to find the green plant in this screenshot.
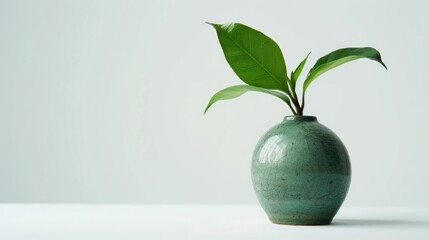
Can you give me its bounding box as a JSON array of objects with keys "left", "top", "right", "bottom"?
[{"left": 204, "top": 22, "right": 387, "bottom": 115}]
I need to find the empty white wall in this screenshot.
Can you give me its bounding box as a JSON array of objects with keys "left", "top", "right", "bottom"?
[{"left": 0, "top": 0, "right": 428, "bottom": 206}]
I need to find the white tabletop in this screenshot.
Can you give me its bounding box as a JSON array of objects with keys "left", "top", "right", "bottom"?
[{"left": 0, "top": 204, "right": 427, "bottom": 239}]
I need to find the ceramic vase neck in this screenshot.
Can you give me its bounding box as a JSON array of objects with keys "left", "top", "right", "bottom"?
[{"left": 283, "top": 116, "right": 317, "bottom": 122}]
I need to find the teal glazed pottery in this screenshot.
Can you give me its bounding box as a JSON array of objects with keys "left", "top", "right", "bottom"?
[{"left": 251, "top": 116, "right": 351, "bottom": 225}]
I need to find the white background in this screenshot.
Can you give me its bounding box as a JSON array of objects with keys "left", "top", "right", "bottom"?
[{"left": 0, "top": 0, "right": 428, "bottom": 206}]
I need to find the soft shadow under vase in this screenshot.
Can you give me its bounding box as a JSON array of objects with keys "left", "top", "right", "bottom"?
[{"left": 251, "top": 116, "right": 351, "bottom": 225}]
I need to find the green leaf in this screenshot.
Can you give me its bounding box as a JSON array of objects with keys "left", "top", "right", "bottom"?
[
  {"left": 204, "top": 85, "right": 293, "bottom": 114},
  {"left": 291, "top": 52, "right": 310, "bottom": 90},
  {"left": 303, "top": 47, "right": 387, "bottom": 92},
  {"left": 207, "top": 22, "right": 290, "bottom": 95}
]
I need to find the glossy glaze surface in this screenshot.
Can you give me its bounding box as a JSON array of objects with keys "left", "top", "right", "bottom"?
[{"left": 251, "top": 116, "right": 351, "bottom": 225}]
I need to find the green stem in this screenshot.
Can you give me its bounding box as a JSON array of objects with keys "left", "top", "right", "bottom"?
[
  {"left": 285, "top": 77, "right": 299, "bottom": 115},
  {"left": 282, "top": 91, "right": 297, "bottom": 115},
  {"left": 287, "top": 80, "right": 302, "bottom": 115},
  {"left": 290, "top": 89, "right": 301, "bottom": 115},
  {"left": 301, "top": 91, "right": 305, "bottom": 113},
  {"left": 287, "top": 100, "right": 298, "bottom": 115}
]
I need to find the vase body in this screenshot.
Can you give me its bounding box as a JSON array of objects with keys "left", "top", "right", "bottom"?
[{"left": 251, "top": 116, "right": 351, "bottom": 225}]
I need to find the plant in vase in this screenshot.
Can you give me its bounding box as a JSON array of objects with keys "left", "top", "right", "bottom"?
[{"left": 205, "top": 22, "right": 387, "bottom": 225}]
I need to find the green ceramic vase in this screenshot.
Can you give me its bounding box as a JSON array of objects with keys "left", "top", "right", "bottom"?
[{"left": 251, "top": 116, "right": 351, "bottom": 225}]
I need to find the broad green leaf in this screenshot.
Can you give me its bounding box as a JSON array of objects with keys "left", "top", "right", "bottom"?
[
  {"left": 291, "top": 52, "right": 310, "bottom": 90},
  {"left": 303, "top": 47, "right": 387, "bottom": 92},
  {"left": 204, "top": 85, "right": 293, "bottom": 114},
  {"left": 207, "top": 23, "right": 290, "bottom": 95}
]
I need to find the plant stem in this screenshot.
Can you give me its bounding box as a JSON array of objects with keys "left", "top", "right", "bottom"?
[
  {"left": 285, "top": 78, "right": 301, "bottom": 115},
  {"left": 282, "top": 87, "right": 298, "bottom": 115},
  {"left": 286, "top": 99, "right": 298, "bottom": 115},
  {"left": 290, "top": 88, "right": 302, "bottom": 115},
  {"left": 292, "top": 99, "right": 302, "bottom": 115},
  {"left": 301, "top": 92, "right": 305, "bottom": 114},
  {"left": 295, "top": 103, "right": 302, "bottom": 115}
]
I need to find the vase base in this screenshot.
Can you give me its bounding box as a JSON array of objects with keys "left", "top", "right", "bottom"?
[
  {"left": 270, "top": 219, "right": 332, "bottom": 225},
  {"left": 268, "top": 214, "right": 334, "bottom": 225}
]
